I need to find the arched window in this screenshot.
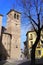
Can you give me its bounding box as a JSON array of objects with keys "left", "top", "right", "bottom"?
[
  {"left": 17, "top": 15, "right": 19, "bottom": 20},
  {"left": 14, "top": 14, "right": 16, "bottom": 18}
]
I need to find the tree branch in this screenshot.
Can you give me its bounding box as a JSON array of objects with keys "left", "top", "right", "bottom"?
[
  {"left": 34, "top": 0, "right": 38, "bottom": 14},
  {"left": 28, "top": 16, "right": 38, "bottom": 26},
  {"left": 37, "top": 14, "right": 40, "bottom": 29},
  {"left": 29, "top": 19, "right": 37, "bottom": 33}
]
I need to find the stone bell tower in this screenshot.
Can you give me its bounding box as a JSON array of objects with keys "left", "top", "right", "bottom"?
[{"left": 7, "top": 9, "right": 21, "bottom": 60}]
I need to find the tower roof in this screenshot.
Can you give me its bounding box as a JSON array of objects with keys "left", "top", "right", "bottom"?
[
  {"left": 7, "top": 9, "right": 21, "bottom": 15},
  {"left": 26, "top": 30, "right": 35, "bottom": 36}
]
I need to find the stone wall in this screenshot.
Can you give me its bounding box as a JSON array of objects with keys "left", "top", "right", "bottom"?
[{"left": 2, "top": 33, "right": 11, "bottom": 59}]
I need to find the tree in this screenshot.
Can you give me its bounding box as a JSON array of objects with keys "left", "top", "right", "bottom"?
[{"left": 21, "top": 0, "right": 43, "bottom": 65}]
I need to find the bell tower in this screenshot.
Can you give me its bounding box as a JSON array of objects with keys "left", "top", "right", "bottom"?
[{"left": 7, "top": 9, "right": 21, "bottom": 60}]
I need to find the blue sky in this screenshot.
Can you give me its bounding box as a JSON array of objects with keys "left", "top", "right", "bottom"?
[{"left": 0, "top": 0, "right": 29, "bottom": 50}]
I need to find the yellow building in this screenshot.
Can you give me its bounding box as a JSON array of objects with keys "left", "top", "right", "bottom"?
[{"left": 24, "top": 30, "right": 43, "bottom": 59}]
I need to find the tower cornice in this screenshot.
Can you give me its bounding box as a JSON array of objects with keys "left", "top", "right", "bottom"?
[{"left": 7, "top": 9, "right": 21, "bottom": 15}]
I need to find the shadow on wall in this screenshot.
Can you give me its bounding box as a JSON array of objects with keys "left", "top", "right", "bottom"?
[
  {"left": 0, "top": 27, "right": 10, "bottom": 61},
  {"left": 0, "top": 28, "right": 9, "bottom": 63},
  {"left": 0, "top": 37, "right": 9, "bottom": 60},
  {"left": 0, "top": 60, "right": 7, "bottom": 65},
  {"left": 0, "top": 35, "right": 9, "bottom": 65},
  {"left": 0, "top": 35, "right": 9, "bottom": 60}
]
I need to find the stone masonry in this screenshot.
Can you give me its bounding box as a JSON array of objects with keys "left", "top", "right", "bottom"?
[
  {"left": 7, "top": 9, "right": 21, "bottom": 60},
  {"left": 0, "top": 9, "right": 21, "bottom": 60}
]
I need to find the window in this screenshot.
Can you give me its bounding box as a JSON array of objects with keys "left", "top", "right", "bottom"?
[
  {"left": 38, "top": 50, "right": 41, "bottom": 55},
  {"left": 17, "top": 15, "right": 19, "bottom": 20},
  {"left": 16, "top": 45, "right": 18, "bottom": 48},
  {"left": 14, "top": 14, "right": 16, "bottom": 18},
  {"left": 14, "top": 14, "right": 19, "bottom": 20},
  {"left": 30, "top": 34, "right": 33, "bottom": 40}
]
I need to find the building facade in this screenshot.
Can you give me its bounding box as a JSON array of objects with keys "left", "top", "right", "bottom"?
[
  {"left": 0, "top": 9, "right": 21, "bottom": 60},
  {"left": 24, "top": 30, "right": 43, "bottom": 59}
]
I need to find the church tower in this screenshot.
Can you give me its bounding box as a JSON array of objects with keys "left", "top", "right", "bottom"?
[{"left": 7, "top": 9, "right": 21, "bottom": 60}]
